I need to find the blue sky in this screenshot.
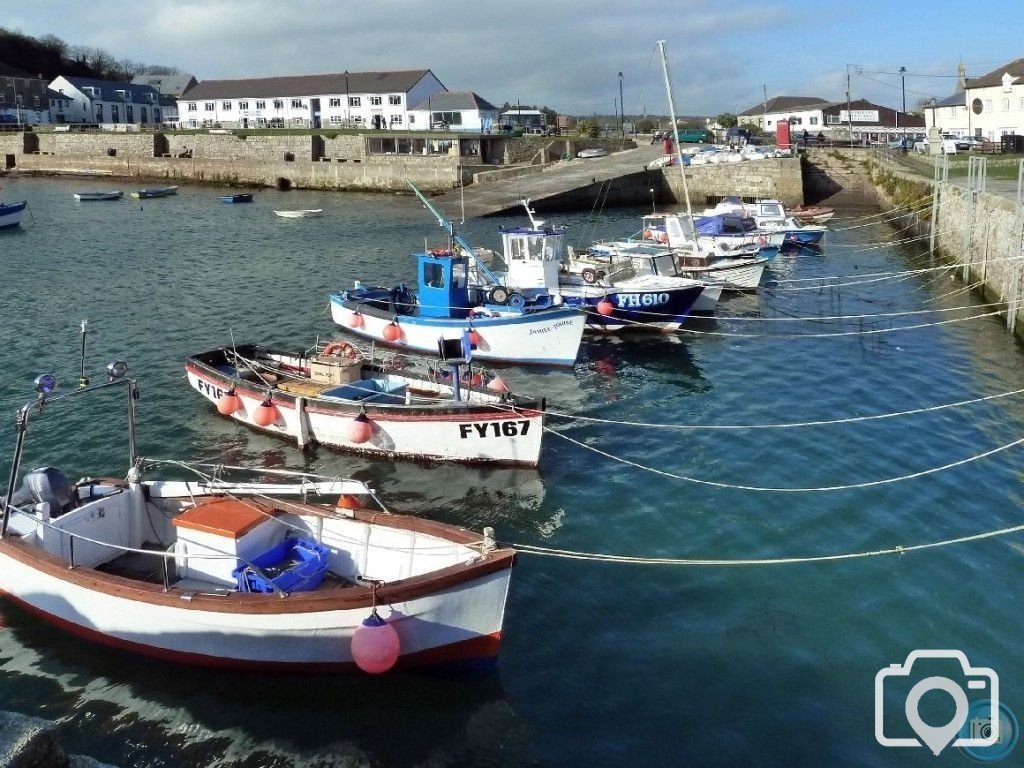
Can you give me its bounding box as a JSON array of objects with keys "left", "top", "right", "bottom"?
[{"left": 3, "top": 0, "right": 1022, "bottom": 117}]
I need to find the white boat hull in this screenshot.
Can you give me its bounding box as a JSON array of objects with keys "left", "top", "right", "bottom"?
[
  {"left": 330, "top": 295, "right": 584, "bottom": 366},
  {"left": 185, "top": 367, "right": 544, "bottom": 466},
  {"left": 0, "top": 541, "right": 510, "bottom": 670},
  {"left": 0, "top": 203, "right": 25, "bottom": 229},
  {"left": 691, "top": 283, "right": 723, "bottom": 313},
  {"left": 678, "top": 258, "right": 766, "bottom": 291}
]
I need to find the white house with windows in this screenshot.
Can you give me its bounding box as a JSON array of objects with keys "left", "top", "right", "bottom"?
[
  {"left": 48, "top": 76, "right": 164, "bottom": 126},
  {"left": 407, "top": 91, "right": 499, "bottom": 132},
  {"left": 176, "top": 70, "right": 446, "bottom": 130},
  {"left": 737, "top": 96, "right": 830, "bottom": 132},
  {"left": 925, "top": 58, "right": 1024, "bottom": 140}
]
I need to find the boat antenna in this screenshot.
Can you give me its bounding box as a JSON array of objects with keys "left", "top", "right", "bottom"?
[
  {"left": 657, "top": 40, "right": 695, "bottom": 233},
  {"left": 521, "top": 198, "right": 545, "bottom": 229},
  {"left": 78, "top": 319, "right": 90, "bottom": 388},
  {"left": 406, "top": 180, "right": 503, "bottom": 285}
]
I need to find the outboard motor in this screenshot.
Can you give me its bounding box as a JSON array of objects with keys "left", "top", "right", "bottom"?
[{"left": 7, "top": 467, "right": 74, "bottom": 517}]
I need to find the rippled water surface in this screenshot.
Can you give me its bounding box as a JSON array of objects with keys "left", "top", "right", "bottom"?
[{"left": 1, "top": 176, "right": 1023, "bottom": 767}]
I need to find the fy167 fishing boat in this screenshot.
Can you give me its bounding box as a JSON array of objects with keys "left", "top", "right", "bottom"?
[
  {"left": 0, "top": 354, "right": 515, "bottom": 673},
  {"left": 187, "top": 340, "right": 544, "bottom": 466}
]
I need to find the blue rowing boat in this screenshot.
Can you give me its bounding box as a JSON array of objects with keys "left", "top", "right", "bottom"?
[
  {"left": 220, "top": 193, "right": 254, "bottom": 204},
  {"left": 0, "top": 201, "right": 26, "bottom": 229}
]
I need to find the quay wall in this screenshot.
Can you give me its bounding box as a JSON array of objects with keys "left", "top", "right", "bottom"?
[
  {"left": 869, "top": 161, "right": 1024, "bottom": 336},
  {"left": 14, "top": 154, "right": 463, "bottom": 192},
  {"left": 661, "top": 156, "right": 804, "bottom": 207}
]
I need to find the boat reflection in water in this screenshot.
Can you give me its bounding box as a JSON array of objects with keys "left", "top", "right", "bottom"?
[{"left": 0, "top": 602, "right": 532, "bottom": 767}]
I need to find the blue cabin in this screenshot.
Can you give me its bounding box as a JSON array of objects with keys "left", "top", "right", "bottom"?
[{"left": 417, "top": 250, "right": 473, "bottom": 319}]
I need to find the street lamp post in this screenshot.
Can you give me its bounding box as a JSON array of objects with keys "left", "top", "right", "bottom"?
[
  {"left": 618, "top": 72, "right": 624, "bottom": 137},
  {"left": 899, "top": 66, "right": 907, "bottom": 144}
]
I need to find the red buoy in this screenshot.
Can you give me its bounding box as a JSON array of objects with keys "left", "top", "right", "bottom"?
[
  {"left": 351, "top": 612, "right": 401, "bottom": 674},
  {"left": 348, "top": 413, "right": 373, "bottom": 443},
  {"left": 336, "top": 494, "right": 361, "bottom": 510},
  {"left": 217, "top": 390, "right": 241, "bottom": 415},
  {"left": 596, "top": 298, "right": 615, "bottom": 316},
  {"left": 467, "top": 328, "right": 482, "bottom": 348},
  {"left": 382, "top": 321, "right": 402, "bottom": 342},
  {"left": 253, "top": 400, "right": 278, "bottom": 427},
  {"left": 347, "top": 311, "right": 364, "bottom": 329}
]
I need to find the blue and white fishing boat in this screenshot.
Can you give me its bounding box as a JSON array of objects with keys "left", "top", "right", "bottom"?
[
  {"left": 0, "top": 201, "right": 27, "bottom": 229},
  {"left": 708, "top": 197, "right": 827, "bottom": 248},
  {"left": 329, "top": 185, "right": 585, "bottom": 366}
]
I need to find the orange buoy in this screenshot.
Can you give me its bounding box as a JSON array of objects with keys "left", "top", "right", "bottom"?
[
  {"left": 347, "top": 311, "right": 364, "bottom": 329},
  {"left": 253, "top": 399, "right": 278, "bottom": 427},
  {"left": 382, "top": 321, "right": 402, "bottom": 342},
  {"left": 467, "top": 328, "right": 482, "bottom": 348},
  {"left": 486, "top": 375, "right": 510, "bottom": 393},
  {"left": 217, "top": 390, "right": 241, "bottom": 415},
  {"left": 596, "top": 298, "right": 615, "bottom": 316},
  {"left": 348, "top": 413, "right": 373, "bottom": 443},
  {"left": 336, "top": 494, "right": 361, "bottom": 510},
  {"left": 351, "top": 612, "right": 401, "bottom": 674}
]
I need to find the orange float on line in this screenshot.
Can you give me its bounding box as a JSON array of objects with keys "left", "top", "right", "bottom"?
[
  {"left": 336, "top": 494, "right": 361, "bottom": 510},
  {"left": 346, "top": 311, "right": 364, "bottom": 329},
  {"left": 253, "top": 399, "right": 278, "bottom": 427},
  {"left": 596, "top": 298, "right": 615, "bottom": 316},
  {"left": 217, "top": 390, "right": 241, "bottom": 415},
  {"left": 348, "top": 413, "right": 373, "bottom": 443},
  {"left": 351, "top": 612, "right": 401, "bottom": 674},
  {"left": 382, "top": 321, "right": 402, "bottom": 343}
]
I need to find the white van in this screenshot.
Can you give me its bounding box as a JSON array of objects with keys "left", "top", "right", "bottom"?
[{"left": 914, "top": 135, "right": 957, "bottom": 155}]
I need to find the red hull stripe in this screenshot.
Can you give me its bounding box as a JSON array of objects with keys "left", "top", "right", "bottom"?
[{"left": 0, "top": 588, "right": 501, "bottom": 672}]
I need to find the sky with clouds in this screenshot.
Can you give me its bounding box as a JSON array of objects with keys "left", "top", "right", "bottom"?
[{"left": 4, "top": 0, "right": 1023, "bottom": 117}]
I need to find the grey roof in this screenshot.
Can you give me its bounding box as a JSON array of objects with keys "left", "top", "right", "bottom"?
[
  {"left": 930, "top": 92, "right": 965, "bottom": 108},
  {"left": 181, "top": 70, "right": 438, "bottom": 100},
  {"left": 738, "top": 96, "right": 829, "bottom": 116},
  {"left": 966, "top": 58, "right": 1024, "bottom": 89},
  {"left": 130, "top": 73, "right": 197, "bottom": 97},
  {"left": 409, "top": 90, "right": 497, "bottom": 112},
  {"left": 64, "top": 76, "right": 161, "bottom": 103}
]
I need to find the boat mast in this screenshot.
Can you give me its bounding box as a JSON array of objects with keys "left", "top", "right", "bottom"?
[{"left": 657, "top": 40, "right": 695, "bottom": 229}]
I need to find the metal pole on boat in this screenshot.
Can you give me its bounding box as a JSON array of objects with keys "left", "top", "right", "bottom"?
[
  {"left": 78, "top": 319, "right": 89, "bottom": 388},
  {"left": 656, "top": 40, "right": 695, "bottom": 230},
  {"left": 0, "top": 411, "right": 29, "bottom": 537}
]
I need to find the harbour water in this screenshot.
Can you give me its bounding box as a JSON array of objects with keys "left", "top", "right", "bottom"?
[{"left": 1, "top": 175, "right": 1023, "bottom": 767}]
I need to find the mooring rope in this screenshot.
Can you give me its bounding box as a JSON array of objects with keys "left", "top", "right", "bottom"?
[
  {"left": 542, "top": 425, "right": 1024, "bottom": 493},
  {"left": 506, "top": 520, "right": 1024, "bottom": 566}
]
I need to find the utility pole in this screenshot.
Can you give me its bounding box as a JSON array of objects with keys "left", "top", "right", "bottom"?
[
  {"left": 762, "top": 83, "right": 768, "bottom": 132},
  {"left": 846, "top": 64, "right": 853, "bottom": 147},
  {"left": 618, "top": 71, "right": 624, "bottom": 137}
]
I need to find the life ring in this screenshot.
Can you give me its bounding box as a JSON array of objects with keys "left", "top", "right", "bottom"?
[{"left": 323, "top": 341, "right": 360, "bottom": 360}]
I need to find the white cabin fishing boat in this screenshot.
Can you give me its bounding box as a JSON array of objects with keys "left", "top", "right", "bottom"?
[
  {"left": 0, "top": 358, "right": 514, "bottom": 673},
  {"left": 187, "top": 341, "right": 544, "bottom": 466}
]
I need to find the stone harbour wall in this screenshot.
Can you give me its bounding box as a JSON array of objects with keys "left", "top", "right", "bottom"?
[
  {"left": 36, "top": 132, "right": 158, "bottom": 157},
  {"left": 662, "top": 156, "right": 804, "bottom": 207}
]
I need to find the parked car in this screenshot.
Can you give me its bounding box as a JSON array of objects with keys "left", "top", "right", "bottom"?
[
  {"left": 955, "top": 136, "right": 983, "bottom": 151},
  {"left": 914, "top": 137, "right": 958, "bottom": 155}
]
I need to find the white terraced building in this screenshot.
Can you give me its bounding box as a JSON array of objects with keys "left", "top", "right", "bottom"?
[
  {"left": 48, "top": 76, "right": 164, "bottom": 126},
  {"left": 176, "top": 70, "right": 446, "bottom": 130},
  {"left": 924, "top": 57, "right": 1024, "bottom": 141}
]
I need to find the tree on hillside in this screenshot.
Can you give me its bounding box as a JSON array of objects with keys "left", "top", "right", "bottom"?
[{"left": 716, "top": 113, "right": 738, "bottom": 128}]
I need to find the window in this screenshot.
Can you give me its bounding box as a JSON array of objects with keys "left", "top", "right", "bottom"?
[
  {"left": 391, "top": 115, "right": 403, "bottom": 125},
  {"left": 423, "top": 262, "right": 445, "bottom": 288},
  {"left": 111, "top": 104, "right": 120, "bottom": 122},
  {"left": 389, "top": 95, "right": 401, "bottom": 105},
  {"left": 273, "top": 99, "right": 283, "bottom": 109},
  {"left": 329, "top": 98, "right": 341, "bottom": 107},
  {"left": 985, "top": 100, "right": 993, "bottom": 111},
  {"left": 810, "top": 116, "right": 818, "bottom": 125},
  {"left": 126, "top": 105, "right": 133, "bottom": 122},
  {"left": 431, "top": 111, "right": 463, "bottom": 126},
  {"left": 409, "top": 114, "right": 416, "bottom": 125},
  {"left": 239, "top": 101, "right": 249, "bottom": 110},
  {"left": 291, "top": 99, "right": 304, "bottom": 108},
  {"left": 222, "top": 101, "right": 232, "bottom": 110},
  {"left": 767, "top": 119, "right": 773, "bottom": 126},
  {"left": 349, "top": 96, "right": 361, "bottom": 107},
  {"left": 205, "top": 102, "right": 215, "bottom": 111},
  {"left": 370, "top": 96, "right": 382, "bottom": 106},
  {"left": 95, "top": 104, "right": 103, "bottom": 120},
  {"left": 187, "top": 102, "right": 197, "bottom": 111},
  {"left": 329, "top": 115, "right": 344, "bottom": 124},
  {"left": 1003, "top": 98, "right": 1010, "bottom": 111},
  {"left": 154, "top": 109, "right": 160, "bottom": 122},
  {"left": 256, "top": 100, "right": 265, "bottom": 109}
]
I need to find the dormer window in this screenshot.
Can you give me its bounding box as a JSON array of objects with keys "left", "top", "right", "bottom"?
[{"left": 1002, "top": 72, "right": 1017, "bottom": 93}]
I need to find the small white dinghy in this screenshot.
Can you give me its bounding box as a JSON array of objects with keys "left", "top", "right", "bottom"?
[
  {"left": 274, "top": 209, "right": 323, "bottom": 218},
  {"left": 0, "top": 348, "right": 515, "bottom": 673}
]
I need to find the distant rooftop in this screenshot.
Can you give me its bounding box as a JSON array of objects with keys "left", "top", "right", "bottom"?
[
  {"left": 738, "top": 96, "right": 829, "bottom": 116},
  {"left": 966, "top": 58, "right": 1024, "bottom": 89},
  {"left": 181, "top": 70, "right": 440, "bottom": 100},
  {"left": 410, "top": 90, "right": 497, "bottom": 112}
]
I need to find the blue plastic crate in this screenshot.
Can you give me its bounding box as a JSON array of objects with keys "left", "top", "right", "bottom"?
[{"left": 233, "top": 537, "right": 330, "bottom": 594}]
